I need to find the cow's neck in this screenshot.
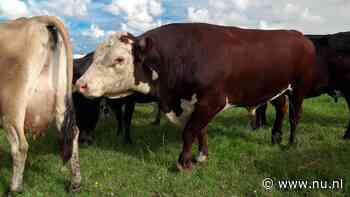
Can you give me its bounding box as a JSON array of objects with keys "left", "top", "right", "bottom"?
[
  {"left": 131, "top": 61, "right": 164, "bottom": 103},
  {"left": 133, "top": 69, "right": 159, "bottom": 98}
]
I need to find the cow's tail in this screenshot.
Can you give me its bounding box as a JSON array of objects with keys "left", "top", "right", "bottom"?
[{"left": 33, "top": 16, "right": 77, "bottom": 163}]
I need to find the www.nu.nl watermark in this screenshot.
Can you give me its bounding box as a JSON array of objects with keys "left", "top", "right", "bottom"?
[{"left": 262, "top": 177, "right": 344, "bottom": 191}]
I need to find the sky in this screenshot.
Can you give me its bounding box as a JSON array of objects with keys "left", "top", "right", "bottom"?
[{"left": 1, "top": 0, "right": 350, "bottom": 56}]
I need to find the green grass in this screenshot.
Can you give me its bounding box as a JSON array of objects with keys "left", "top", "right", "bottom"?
[{"left": 1, "top": 95, "right": 350, "bottom": 196}]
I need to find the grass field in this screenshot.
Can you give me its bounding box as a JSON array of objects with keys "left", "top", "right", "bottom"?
[{"left": 0, "top": 95, "right": 349, "bottom": 196}]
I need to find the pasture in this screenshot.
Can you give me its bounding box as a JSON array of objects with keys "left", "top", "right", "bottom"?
[{"left": 0, "top": 95, "right": 349, "bottom": 196}]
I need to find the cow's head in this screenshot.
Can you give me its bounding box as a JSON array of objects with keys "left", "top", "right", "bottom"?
[{"left": 76, "top": 32, "right": 155, "bottom": 99}]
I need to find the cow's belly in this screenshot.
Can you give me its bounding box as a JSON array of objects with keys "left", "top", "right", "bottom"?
[{"left": 24, "top": 71, "right": 55, "bottom": 136}]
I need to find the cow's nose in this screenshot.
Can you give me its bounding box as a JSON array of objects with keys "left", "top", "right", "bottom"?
[
  {"left": 80, "top": 84, "right": 88, "bottom": 93},
  {"left": 76, "top": 80, "right": 89, "bottom": 93}
]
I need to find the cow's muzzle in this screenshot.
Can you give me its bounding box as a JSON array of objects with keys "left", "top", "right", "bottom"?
[{"left": 75, "top": 80, "right": 89, "bottom": 94}]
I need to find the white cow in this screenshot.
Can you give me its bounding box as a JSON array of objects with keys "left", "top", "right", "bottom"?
[{"left": 0, "top": 16, "right": 81, "bottom": 195}]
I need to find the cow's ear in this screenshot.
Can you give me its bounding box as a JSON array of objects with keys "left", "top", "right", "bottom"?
[
  {"left": 138, "top": 37, "right": 153, "bottom": 53},
  {"left": 119, "top": 32, "right": 135, "bottom": 45}
]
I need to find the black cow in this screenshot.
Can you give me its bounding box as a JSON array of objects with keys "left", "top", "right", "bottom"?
[
  {"left": 253, "top": 32, "right": 350, "bottom": 142},
  {"left": 76, "top": 23, "right": 316, "bottom": 171},
  {"left": 73, "top": 52, "right": 160, "bottom": 145}
]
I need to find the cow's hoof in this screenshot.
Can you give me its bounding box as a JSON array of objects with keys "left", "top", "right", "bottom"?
[
  {"left": 176, "top": 162, "right": 192, "bottom": 172},
  {"left": 251, "top": 125, "right": 259, "bottom": 131},
  {"left": 151, "top": 120, "right": 160, "bottom": 125},
  {"left": 3, "top": 187, "right": 23, "bottom": 197},
  {"left": 343, "top": 132, "right": 350, "bottom": 140},
  {"left": 71, "top": 184, "right": 82, "bottom": 193},
  {"left": 272, "top": 133, "right": 282, "bottom": 145},
  {"left": 251, "top": 121, "right": 262, "bottom": 130},
  {"left": 177, "top": 152, "right": 193, "bottom": 171},
  {"left": 79, "top": 140, "right": 91, "bottom": 147},
  {"left": 123, "top": 138, "right": 132, "bottom": 144},
  {"left": 249, "top": 122, "right": 257, "bottom": 130},
  {"left": 65, "top": 182, "right": 81, "bottom": 193},
  {"left": 79, "top": 136, "right": 93, "bottom": 146},
  {"left": 3, "top": 190, "right": 12, "bottom": 197},
  {"left": 195, "top": 152, "right": 208, "bottom": 163},
  {"left": 287, "top": 141, "right": 298, "bottom": 148}
]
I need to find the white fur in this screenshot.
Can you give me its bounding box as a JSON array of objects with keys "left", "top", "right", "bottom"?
[
  {"left": 151, "top": 70, "right": 159, "bottom": 80},
  {"left": 53, "top": 35, "right": 69, "bottom": 128},
  {"left": 78, "top": 33, "right": 138, "bottom": 98},
  {"left": 135, "top": 81, "right": 151, "bottom": 94},
  {"left": 221, "top": 96, "right": 235, "bottom": 112},
  {"left": 108, "top": 92, "right": 134, "bottom": 99},
  {"left": 248, "top": 107, "right": 256, "bottom": 116},
  {"left": 196, "top": 152, "right": 208, "bottom": 163},
  {"left": 270, "top": 84, "right": 292, "bottom": 101},
  {"left": 165, "top": 94, "right": 198, "bottom": 127}
]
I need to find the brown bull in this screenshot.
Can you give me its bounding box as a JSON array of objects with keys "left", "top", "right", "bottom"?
[
  {"left": 76, "top": 23, "right": 316, "bottom": 171},
  {"left": 0, "top": 16, "right": 81, "bottom": 195}
]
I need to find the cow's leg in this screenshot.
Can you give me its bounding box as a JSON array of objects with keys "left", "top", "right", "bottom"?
[
  {"left": 123, "top": 101, "right": 135, "bottom": 144},
  {"left": 1, "top": 99, "right": 28, "bottom": 194},
  {"left": 247, "top": 106, "right": 257, "bottom": 129},
  {"left": 196, "top": 125, "right": 208, "bottom": 163},
  {"left": 251, "top": 104, "right": 267, "bottom": 130},
  {"left": 79, "top": 108, "right": 99, "bottom": 145},
  {"left": 78, "top": 128, "right": 90, "bottom": 145},
  {"left": 68, "top": 126, "right": 81, "bottom": 192},
  {"left": 151, "top": 102, "right": 161, "bottom": 125},
  {"left": 342, "top": 92, "right": 350, "bottom": 139},
  {"left": 177, "top": 101, "right": 220, "bottom": 171},
  {"left": 255, "top": 103, "right": 268, "bottom": 129},
  {"left": 3, "top": 121, "right": 28, "bottom": 194},
  {"left": 114, "top": 104, "right": 124, "bottom": 136},
  {"left": 288, "top": 93, "right": 304, "bottom": 145},
  {"left": 55, "top": 101, "right": 81, "bottom": 192},
  {"left": 74, "top": 94, "right": 100, "bottom": 146},
  {"left": 83, "top": 100, "right": 100, "bottom": 145},
  {"left": 271, "top": 95, "right": 288, "bottom": 144}
]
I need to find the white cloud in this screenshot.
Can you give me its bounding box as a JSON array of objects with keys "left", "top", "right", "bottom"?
[
  {"left": 187, "top": 0, "right": 250, "bottom": 27},
  {"left": 259, "top": 20, "right": 284, "bottom": 30},
  {"left": 187, "top": 7, "right": 209, "bottom": 23},
  {"left": 186, "top": 0, "right": 334, "bottom": 34},
  {"left": 44, "top": 0, "right": 91, "bottom": 18},
  {"left": 234, "top": 0, "right": 250, "bottom": 11},
  {"left": 0, "top": 0, "right": 30, "bottom": 19},
  {"left": 26, "top": 0, "right": 91, "bottom": 18},
  {"left": 81, "top": 24, "right": 105, "bottom": 38},
  {"left": 301, "top": 8, "right": 324, "bottom": 23},
  {"left": 0, "top": 0, "right": 91, "bottom": 19},
  {"left": 104, "top": 0, "right": 163, "bottom": 34}
]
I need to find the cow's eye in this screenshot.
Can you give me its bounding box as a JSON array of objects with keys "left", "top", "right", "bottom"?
[{"left": 114, "top": 57, "right": 124, "bottom": 64}]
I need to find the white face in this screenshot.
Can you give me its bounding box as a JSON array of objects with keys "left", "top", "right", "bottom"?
[{"left": 76, "top": 32, "right": 146, "bottom": 98}]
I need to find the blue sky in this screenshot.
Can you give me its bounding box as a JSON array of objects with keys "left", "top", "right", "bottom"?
[{"left": 1, "top": 0, "right": 350, "bottom": 55}]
